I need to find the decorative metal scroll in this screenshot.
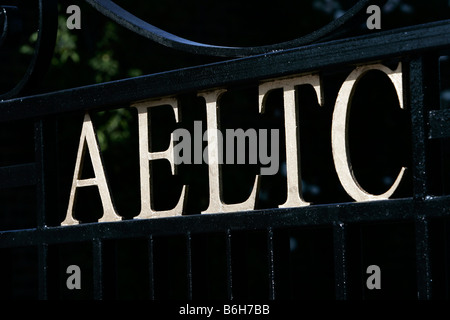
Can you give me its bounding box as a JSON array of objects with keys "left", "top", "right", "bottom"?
[
  {"left": 0, "top": 0, "right": 57, "bottom": 99},
  {"left": 0, "top": 0, "right": 387, "bottom": 99},
  {"left": 86, "top": 0, "right": 387, "bottom": 57}
]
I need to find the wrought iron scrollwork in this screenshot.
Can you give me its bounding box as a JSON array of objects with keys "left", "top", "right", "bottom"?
[
  {"left": 86, "top": 0, "right": 387, "bottom": 57},
  {"left": 0, "top": 0, "right": 57, "bottom": 100},
  {"left": 0, "top": 0, "right": 387, "bottom": 99},
  {"left": 0, "top": 6, "right": 10, "bottom": 48}
]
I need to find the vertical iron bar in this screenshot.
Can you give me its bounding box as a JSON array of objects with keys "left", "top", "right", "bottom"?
[
  {"left": 437, "top": 56, "right": 448, "bottom": 195},
  {"left": 35, "top": 118, "right": 58, "bottom": 299},
  {"left": 186, "top": 232, "right": 193, "bottom": 300},
  {"left": 267, "top": 227, "right": 276, "bottom": 300},
  {"left": 35, "top": 120, "right": 48, "bottom": 299},
  {"left": 359, "top": 226, "right": 366, "bottom": 300},
  {"left": 38, "top": 243, "right": 48, "bottom": 300},
  {"left": 445, "top": 220, "right": 450, "bottom": 298},
  {"left": 35, "top": 120, "right": 46, "bottom": 228},
  {"left": 415, "top": 216, "right": 432, "bottom": 299},
  {"left": 112, "top": 240, "right": 119, "bottom": 299},
  {"left": 409, "top": 55, "right": 437, "bottom": 300},
  {"left": 437, "top": 55, "right": 450, "bottom": 297},
  {"left": 92, "top": 238, "right": 103, "bottom": 300},
  {"left": 333, "top": 221, "right": 348, "bottom": 300},
  {"left": 226, "top": 228, "right": 233, "bottom": 300},
  {"left": 443, "top": 220, "right": 449, "bottom": 299},
  {"left": 409, "top": 55, "right": 437, "bottom": 199},
  {"left": 148, "top": 235, "right": 155, "bottom": 300}
]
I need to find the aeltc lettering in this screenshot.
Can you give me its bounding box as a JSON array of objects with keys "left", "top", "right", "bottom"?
[{"left": 62, "top": 63, "right": 405, "bottom": 225}]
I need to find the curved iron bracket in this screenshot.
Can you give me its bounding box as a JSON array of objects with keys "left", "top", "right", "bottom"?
[
  {"left": 86, "top": 0, "right": 388, "bottom": 57},
  {"left": 0, "top": 0, "right": 57, "bottom": 100},
  {"left": 0, "top": 0, "right": 387, "bottom": 99}
]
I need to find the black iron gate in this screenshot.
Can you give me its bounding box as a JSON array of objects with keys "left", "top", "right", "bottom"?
[{"left": 1, "top": 0, "right": 450, "bottom": 301}]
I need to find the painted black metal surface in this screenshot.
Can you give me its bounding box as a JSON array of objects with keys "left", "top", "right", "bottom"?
[{"left": 0, "top": 1, "right": 449, "bottom": 301}]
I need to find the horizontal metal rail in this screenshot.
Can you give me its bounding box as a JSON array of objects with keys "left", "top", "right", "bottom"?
[
  {"left": 0, "top": 20, "right": 449, "bottom": 122},
  {"left": 1, "top": 195, "right": 450, "bottom": 249}
]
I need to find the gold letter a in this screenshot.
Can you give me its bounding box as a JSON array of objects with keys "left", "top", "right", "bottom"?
[{"left": 62, "top": 113, "right": 121, "bottom": 225}]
